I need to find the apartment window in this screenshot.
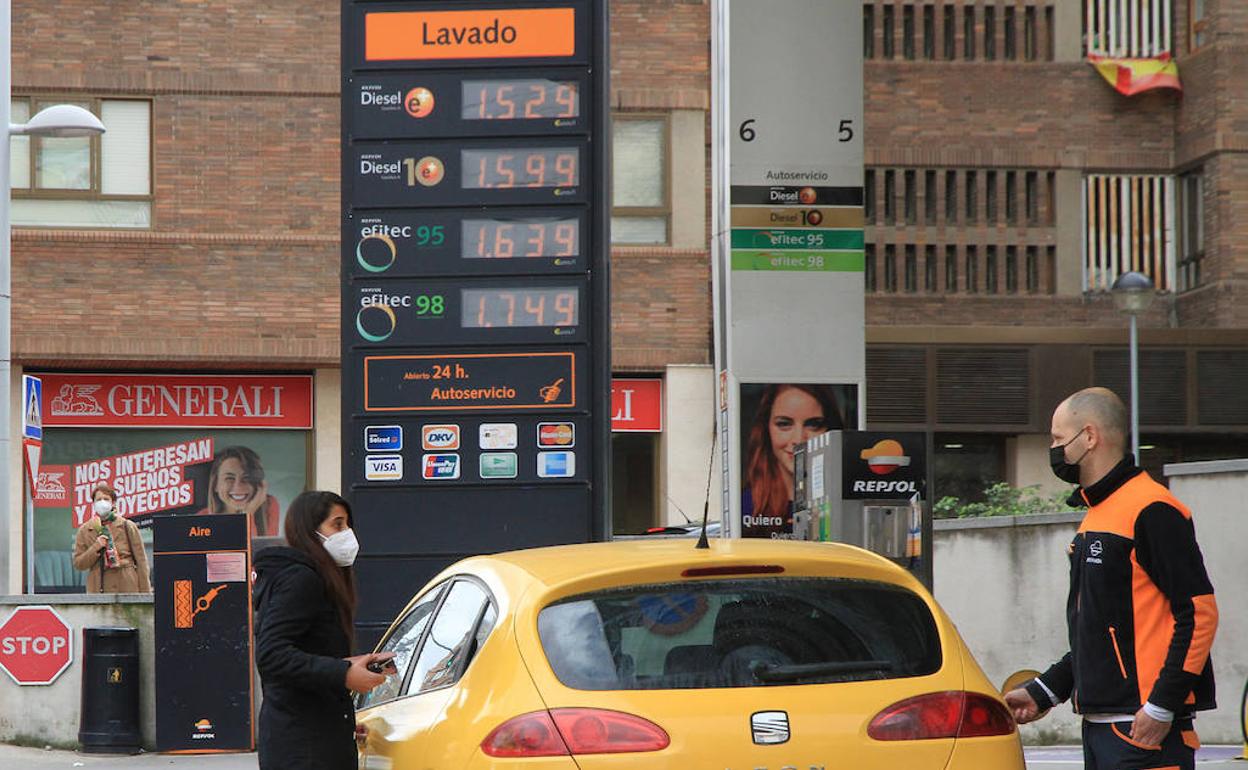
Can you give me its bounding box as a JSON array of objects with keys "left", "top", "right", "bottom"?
[
  {"left": 10, "top": 97, "right": 152, "bottom": 228},
  {"left": 1025, "top": 171, "right": 1039, "bottom": 224},
  {"left": 1005, "top": 171, "right": 1018, "bottom": 225},
  {"left": 864, "top": 4, "right": 875, "bottom": 59},
  {"left": 923, "top": 5, "right": 936, "bottom": 60},
  {"left": 1024, "top": 6, "right": 1038, "bottom": 60},
  {"left": 965, "top": 171, "right": 977, "bottom": 223},
  {"left": 904, "top": 170, "right": 916, "bottom": 225},
  {"left": 903, "top": 5, "right": 916, "bottom": 60},
  {"left": 1191, "top": 0, "right": 1208, "bottom": 52},
  {"left": 1005, "top": 246, "right": 1018, "bottom": 293},
  {"left": 904, "top": 245, "right": 917, "bottom": 293},
  {"left": 1046, "top": 171, "right": 1056, "bottom": 225},
  {"left": 884, "top": 169, "right": 896, "bottom": 225},
  {"left": 885, "top": 244, "right": 898, "bottom": 292},
  {"left": 1177, "top": 170, "right": 1204, "bottom": 291},
  {"left": 964, "top": 6, "right": 976, "bottom": 59},
  {"left": 1083, "top": 174, "right": 1172, "bottom": 291},
  {"left": 883, "top": 5, "right": 896, "bottom": 58},
  {"left": 945, "top": 245, "right": 958, "bottom": 291},
  {"left": 985, "top": 245, "right": 998, "bottom": 293},
  {"left": 945, "top": 170, "right": 957, "bottom": 224},
  {"left": 1025, "top": 246, "right": 1039, "bottom": 292},
  {"left": 924, "top": 170, "right": 937, "bottom": 225},
  {"left": 1004, "top": 7, "right": 1017, "bottom": 60},
  {"left": 1088, "top": 0, "right": 1173, "bottom": 57},
  {"left": 924, "top": 244, "right": 937, "bottom": 292},
  {"left": 612, "top": 116, "right": 669, "bottom": 244},
  {"left": 984, "top": 6, "right": 996, "bottom": 60},
  {"left": 965, "top": 245, "right": 978, "bottom": 292},
  {"left": 865, "top": 243, "right": 877, "bottom": 292},
  {"left": 1046, "top": 7, "right": 1056, "bottom": 60},
  {"left": 944, "top": 5, "right": 957, "bottom": 60},
  {"left": 985, "top": 172, "right": 998, "bottom": 223},
  {"left": 865, "top": 169, "right": 876, "bottom": 224}
]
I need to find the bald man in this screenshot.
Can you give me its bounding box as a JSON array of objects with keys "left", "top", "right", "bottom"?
[{"left": 1005, "top": 387, "right": 1218, "bottom": 770}]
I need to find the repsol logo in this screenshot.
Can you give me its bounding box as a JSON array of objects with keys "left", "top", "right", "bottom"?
[{"left": 851, "top": 480, "right": 919, "bottom": 494}]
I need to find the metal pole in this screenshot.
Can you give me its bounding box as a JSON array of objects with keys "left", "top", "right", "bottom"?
[
  {"left": 1129, "top": 312, "right": 1139, "bottom": 463},
  {"left": 0, "top": 0, "right": 13, "bottom": 594}
]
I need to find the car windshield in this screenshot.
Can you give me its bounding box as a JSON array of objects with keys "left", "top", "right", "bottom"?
[{"left": 537, "top": 578, "right": 941, "bottom": 691}]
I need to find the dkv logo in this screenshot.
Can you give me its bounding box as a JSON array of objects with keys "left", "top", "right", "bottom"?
[{"left": 422, "top": 424, "right": 460, "bottom": 451}]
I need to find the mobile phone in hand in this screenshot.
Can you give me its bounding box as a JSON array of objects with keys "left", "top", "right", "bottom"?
[{"left": 367, "top": 656, "right": 397, "bottom": 675}]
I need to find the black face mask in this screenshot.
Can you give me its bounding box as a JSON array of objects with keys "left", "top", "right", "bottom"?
[{"left": 1049, "top": 427, "right": 1090, "bottom": 484}]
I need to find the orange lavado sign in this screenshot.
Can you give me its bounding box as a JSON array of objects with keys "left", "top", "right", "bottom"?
[{"left": 365, "top": 8, "right": 576, "bottom": 61}]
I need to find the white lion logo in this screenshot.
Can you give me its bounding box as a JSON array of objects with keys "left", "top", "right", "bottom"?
[{"left": 50, "top": 384, "right": 105, "bottom": 416}]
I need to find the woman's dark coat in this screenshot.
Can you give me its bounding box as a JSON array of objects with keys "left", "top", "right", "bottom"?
[{"left": 254, "top": 546, "right": 356, "bottom": 770}]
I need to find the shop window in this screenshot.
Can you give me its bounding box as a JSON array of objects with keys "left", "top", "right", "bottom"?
[
  {"left": 10, "top": 97, "right": 151, "bottom": 228},
  {"left": 611, "top": 115, "right": 669, "bottom": 245},
  {"left": 611, "top": 433, "right": 658, "bottom": 535},
  {"left": 933, "top": 434, "right": 1006, "bottom": 507}
]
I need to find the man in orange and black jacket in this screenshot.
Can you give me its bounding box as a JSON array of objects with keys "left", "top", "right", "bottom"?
[{"left": 1005, "top": 387, "right": 1218, "bottom": 770}]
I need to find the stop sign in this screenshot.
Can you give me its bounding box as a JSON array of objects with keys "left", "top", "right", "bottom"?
[{"left": 0, "top": 606, "right": 73, "bottom": 685}]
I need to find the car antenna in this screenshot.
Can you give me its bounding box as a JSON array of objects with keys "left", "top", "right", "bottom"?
[{"left": 695, "top": 428, "right": 718, "bottom": 550}]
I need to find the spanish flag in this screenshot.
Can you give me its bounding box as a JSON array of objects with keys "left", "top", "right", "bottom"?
[{"left": 1088, "top": 52, "right": 1181, "bottom": 96}]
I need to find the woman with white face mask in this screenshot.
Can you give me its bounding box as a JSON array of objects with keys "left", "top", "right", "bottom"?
[
  {"left": 252, "top": 491, "right": 393, "bottom": 770},
  {"left": 71, "top": 483, "right": 151, "bottom": 593}
]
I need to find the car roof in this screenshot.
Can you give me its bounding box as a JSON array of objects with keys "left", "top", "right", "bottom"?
[{"left": 448, "top": 537, "right": 910, "bottom": 592}]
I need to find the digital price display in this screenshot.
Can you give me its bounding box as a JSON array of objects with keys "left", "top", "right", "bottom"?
[
  {"left": 461, "top": 147, "right": 579, "bottom": 189},
  {"left": 353, "top": 279, "right": 586, "bottom": 346},
  {"left": 462, "top": 287, "right": 578, "bottom": 328},
  {"left": 350, "top": 71, "right": 589, "bottom": 139},
  {"left": 462, "top": 216, "right": 579, "bottom": 260},
  {"left": 352, "top": 140, "right": 588, "bottom": 207},
  {"left": 463, "top": 79, "right": 579, "bottom": 120}
]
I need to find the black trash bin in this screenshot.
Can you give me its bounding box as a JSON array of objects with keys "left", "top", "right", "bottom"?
[{"left": 79, "top": 627, "right": 142, "bottom": 754}]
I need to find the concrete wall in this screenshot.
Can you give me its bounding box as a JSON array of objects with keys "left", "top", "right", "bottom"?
[
  {"left": 934, "top": 460, "right": 1248, "bottom": 744},
  {"left": 0, "top": 595, "right": 154, "bottom": 750},
  {"left": 660, "top": 365, "right": 721, "bottom": 527}
]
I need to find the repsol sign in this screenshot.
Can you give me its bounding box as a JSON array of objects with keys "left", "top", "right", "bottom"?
[{"left": 850, "top": 479, "right": 919, "bottom": 495}]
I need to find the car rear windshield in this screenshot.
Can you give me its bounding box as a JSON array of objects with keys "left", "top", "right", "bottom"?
[{"left": 538, "top": 578, "right": 941, "bottom": 690}]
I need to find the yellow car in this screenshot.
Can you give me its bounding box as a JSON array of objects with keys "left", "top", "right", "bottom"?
[{"left": 355, "top": 538, "right": 1024, "bottom": 769}]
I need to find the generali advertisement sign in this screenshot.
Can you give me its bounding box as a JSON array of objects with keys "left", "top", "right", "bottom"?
[
  {"left": 610, "top": 379, "right": 661, "bottom": 432},
  {"left": 38, "top": 374, "right": 314, "bottom": 429}
]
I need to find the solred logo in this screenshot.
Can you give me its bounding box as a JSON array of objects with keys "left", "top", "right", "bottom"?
[{"left": 859, "top": 439, "right": 912, "bottom": 476}]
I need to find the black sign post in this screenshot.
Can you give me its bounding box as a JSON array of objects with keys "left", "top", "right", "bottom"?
[
  {"left": 152, "top": 514, "right": 254, "bottom": 753},
  {"left": 341, "top": 0, "right": 610, "bottom": 649}
]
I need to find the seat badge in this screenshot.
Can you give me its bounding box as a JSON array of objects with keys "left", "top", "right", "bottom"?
[{"left": 751, "top": 710, "right": 790, "bottom": 745}]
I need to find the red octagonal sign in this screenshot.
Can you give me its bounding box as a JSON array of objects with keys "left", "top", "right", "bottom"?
[{"left": 0, "top": 606, "right": 73, "bottom": 685}]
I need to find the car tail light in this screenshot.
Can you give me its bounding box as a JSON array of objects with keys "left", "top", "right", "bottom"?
[
  {"left": 550, "top": 708, "right": 670, "bottom": 754},
  {"left": 482, "top": 709, "right": 669, "bottom": 757},
  {"left": 868, "top": 691, "right": 1015, "bottom": 741},
  {"left": 481, "top": 711, "right": 569, "bottom": 757}
]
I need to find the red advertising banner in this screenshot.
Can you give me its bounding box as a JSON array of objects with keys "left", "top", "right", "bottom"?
[
  {"left": 34, "top": 465, "right": 71, "bottom": 508},
  {"left": 71, "top": 438, "right": 214, "bottom": 527},
  {"left": 37, "top": 374, "right": 314, "bottom": 429},
  {"left": 611, "top": 379, "right": 662, "bottom": 432}
]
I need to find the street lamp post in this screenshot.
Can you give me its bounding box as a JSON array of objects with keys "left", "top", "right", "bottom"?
[
  {"left": 1, "top": 0, "right": 105, "bottom": 593},
  {"left": 1110, "top": 271, "right": 1156, "bottom": 464}
]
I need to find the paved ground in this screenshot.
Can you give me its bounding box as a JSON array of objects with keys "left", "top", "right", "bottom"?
[{"left": 0, "top": 743, "right": 1243, "bottom": 768}]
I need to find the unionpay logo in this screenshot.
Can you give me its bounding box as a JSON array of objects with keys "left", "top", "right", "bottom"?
[
  {"left": 859, "top": 439, "right": 912, "bottom": 476},
  {"left": 422, "top": 424, "right": 460, "bottom": 450},
  {"left": 422, "top": 454, "right": 461, "bottom": 480}
]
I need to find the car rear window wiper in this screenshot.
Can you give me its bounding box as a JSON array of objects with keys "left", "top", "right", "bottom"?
[{"left": 751, "top": 659, "right": 894, "bottom": 682}]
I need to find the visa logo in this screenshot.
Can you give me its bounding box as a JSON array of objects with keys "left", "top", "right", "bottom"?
[
  {"left": 365, "top": 425, "right": 403, "bottom": 452},
  {"left": 422, "top": 453, "right": 461, "bottom": 480},
  {"left": 365, "top": 455, "right": 404, "bottom": 481},
  {"left": 422, "top": 424, "right": 460, "bottom": 450}
]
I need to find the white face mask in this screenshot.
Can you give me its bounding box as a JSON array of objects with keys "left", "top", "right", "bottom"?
[
  {"left": 317, "top": 528, "right": 359, "bottom": 567},
  {"left": 94, "top": 499, "right": 114, "bottom": 516}
]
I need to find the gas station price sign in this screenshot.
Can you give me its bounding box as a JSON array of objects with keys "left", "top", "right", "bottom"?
[{"left": 342, "top": 0, "right": 609, "bottom": 650}]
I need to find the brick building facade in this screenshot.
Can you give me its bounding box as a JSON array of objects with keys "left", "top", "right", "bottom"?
[{"left": 5, "top": 0, "right": 1248, "bottom": 590}]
